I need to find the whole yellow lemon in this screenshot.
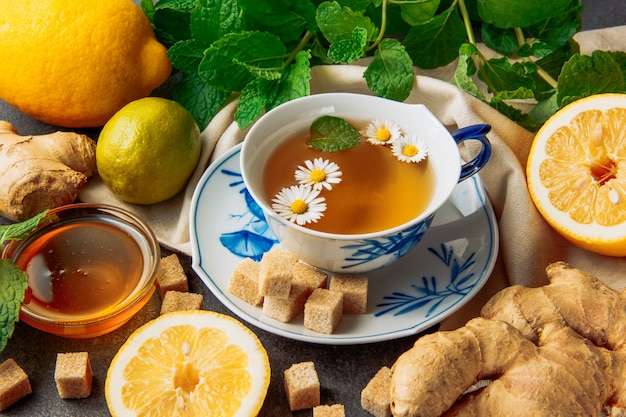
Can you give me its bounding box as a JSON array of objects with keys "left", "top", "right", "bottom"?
[
  {"left": 97, "top": 97, "right": 202, "bottom": 205},
  {"left": 0, "top": 0, "right": 171, "bottom": 128}
]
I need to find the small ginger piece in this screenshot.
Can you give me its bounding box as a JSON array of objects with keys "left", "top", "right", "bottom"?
[{"left": 0, "top": 121, "right": 97, "bottom": 221}]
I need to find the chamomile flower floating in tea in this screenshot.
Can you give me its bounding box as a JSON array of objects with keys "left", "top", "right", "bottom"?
[
  {"left": 295, "top": 158, "right": 343, "bottom": 191},
  {"left": 392, "top": 134, "right": 429, "bottom": 163},
  {"left": 272, "top": 184, "right": 327, "bottom": 226},
  {"left": 363, "top": 119, "right": 403, "bottom": 146}
]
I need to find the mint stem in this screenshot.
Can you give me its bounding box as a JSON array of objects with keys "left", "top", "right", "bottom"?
[
  {"left": 368, "top": 0, "right": 388, "bottom": 52},
  {"left": 457, "top": 0, "right": 496, "bottom": 93},
  {"left": 284, "top": 30, "right": 314, "bottom": 69}
]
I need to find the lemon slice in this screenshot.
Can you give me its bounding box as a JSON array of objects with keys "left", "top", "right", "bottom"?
[
  {"left": 527, "top": 93, "right": 626, "bottom": 256},
  {"left": 105, "top": 310, "right": 270, "bottom": 417}
]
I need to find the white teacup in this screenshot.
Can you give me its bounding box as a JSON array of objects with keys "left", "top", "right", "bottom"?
[{"left": 240, "top": 93, "right": 491, "bottom": 273}]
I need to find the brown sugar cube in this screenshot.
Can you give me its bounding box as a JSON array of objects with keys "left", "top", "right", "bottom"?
[
  {"left": 258, "top": 248, "right": 297, "bottom": 299},
  {"left": 155, "top": 253, "right": 188, "bottom": 298},
  {"left": 160, "top": 291, "right": 204, "bottom": 315},
  {"left": 54, "top": 352, "right": 92, "bottom": 399},
  {"left": 284, "top": 361, "right": 320, "bottom": 411},
  {"left": 313, "top": 404, "right": 346, "bottom": 417},
  {"left": 361, "top": 366, "right": 392, "bottom": 417},
  {"left": 292, "top": 262, "right": 328, "bottom": 293},
  {"left": 227, "top": 258, "right": 264, "bottom": 306},
  {"left": 263, "top": 283, "right": 309, "bottom": 322},
  {"left": 329, "top": 273, "right": 368, "bottom": 314},
  {"left": 0, "top": 358, "right": 32, "bottom": 411},
  {"left": 304, "top": 288, "right": 343, "bottom": 334}
]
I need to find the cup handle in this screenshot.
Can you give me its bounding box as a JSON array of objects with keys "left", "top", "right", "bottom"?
[{"left": 452, "top": 124, "right": 492, "bottom": 182}]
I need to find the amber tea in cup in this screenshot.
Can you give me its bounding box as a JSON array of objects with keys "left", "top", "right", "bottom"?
[{"left": 263, "top": 122, "right": 436, "bottom": 234}]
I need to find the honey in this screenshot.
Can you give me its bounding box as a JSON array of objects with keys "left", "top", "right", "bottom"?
[
  {"left": 14, "top": 218, "right": 146, "bottom": 322},
  {"left": 263, "top": 128, "right": 435, "bottom": 234}
]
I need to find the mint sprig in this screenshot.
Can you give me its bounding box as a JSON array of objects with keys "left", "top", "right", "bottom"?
[
  {"left": 146, "top": 0, "right": 626, "bottom": 134},
  {"left": 0, "top": 210, "right": 49, "bottom": 352}
]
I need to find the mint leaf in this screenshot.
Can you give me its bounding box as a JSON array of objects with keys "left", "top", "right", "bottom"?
[
  {"left": 452, "top": 43, "right": 485, "bottom": 101},
  {"left": 173, "top": 72, "right": 231, "bottom": 130},
  {"left": 364, "top": 38, "right": 414, "bottom": 102},
  {"left": 236, "top": 51, "right": 312, "bottom": 129},
  {"left": 0, "top": 210, "right": 51, "bottom": 352},
  {"left": 316, "top": 1, "right": 378, "bottom": 44},
  {"left": 557, "top": 51, "right": 625, "bottom": 107},
  {"left": 236, "top": 78, "right": 278, "bottom": 129},
  {"left": 0, "top": 259, "right": 28, "bottom": 352},
  {"left": 308, "top": 116, "right": 361, "bottom": 152},
  {"left": 524, "top": 93, "right": 559, "bottom": 131},
  {"left": 0, "top": 211, "right": 49, "bottom": 245},
  {"left": 167, "top": 39, "right": 208, "bottom": 74},
  {"left": 478, "top": 0, "right": 572, "bottom": 28},
  {"left": 190, "top": 0, "right": 243, "bottom": 45},
  {"left": 239, "top": 0, "right": 317, "bottom": 43},
  {"left": 198, "top": 31, "right": 286, "bottom": 92},
  {"left": 526, "top": 0, "right": 583, "bottom": 48},
  {"left": 155, "top": 0, "right": 197, "bottom": 9},
  {"left": 140, "top": 0, "right": 156, "bottom": 22},
  {"left": 480, "top": 24, "right": 518, "bottom": 56},
  {"left": 152, "top": 5, "right": 193, "bottom": 47},
  {"left": 479, "top": 57, "right": 536, "bottom": 94},
  {"left": 402, "top": 4, "right": 466, "bottom": 69},
  {"left": 268, "top": 50, "right": 312, "bottom": 110},
  {"left": 398, "top": 0, "right": 440, "bottom": 26},
  {"left": 327, "top": 27, "right": 368, "bottom": 63}
]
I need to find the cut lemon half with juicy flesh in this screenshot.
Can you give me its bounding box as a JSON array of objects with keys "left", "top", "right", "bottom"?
[
  {"left": 527, "top": 93, "right": 626, "bottom": 257},
  {"left": 105, "top": 311, "right": 270, "bottom": 417}
]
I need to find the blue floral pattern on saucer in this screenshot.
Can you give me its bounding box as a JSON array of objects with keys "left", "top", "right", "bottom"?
[{"left": 190, "top": 144, "right": 499, "bottom": 345}]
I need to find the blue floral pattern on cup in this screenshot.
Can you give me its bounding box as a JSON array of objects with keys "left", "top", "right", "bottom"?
[
  {"left": 340, "top": 217, "right": 433, "bottom": 270},
  {"left": 218, "top": 168, "right": 438, "bottom": 271},
  {"left": 217, "top": 168, "right": 277, "bottom": 262}
]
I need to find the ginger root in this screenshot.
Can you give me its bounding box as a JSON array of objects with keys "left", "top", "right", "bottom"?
[
  {"left": 0, "top": 121, "right": 97, "bottom": 222},
  {"left": 389, "top": 261, "right": 626, "bottom": 417}
]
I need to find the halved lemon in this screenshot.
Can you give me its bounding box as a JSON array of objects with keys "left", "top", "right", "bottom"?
[
  {"left": 105, "top": 310, "right": 270, "bottom": 417},
  {"left": 527, "top": 93, "right": 626, "bottom": 256}
]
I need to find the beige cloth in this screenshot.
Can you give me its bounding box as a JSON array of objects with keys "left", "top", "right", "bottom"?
[{"left": 80, "top": 25, "right": 626, "bottom": 329}]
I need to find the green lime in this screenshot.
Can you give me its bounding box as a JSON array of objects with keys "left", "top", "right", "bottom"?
[{"left": 97, "top": 97, "right": 201, "bottom": 204}]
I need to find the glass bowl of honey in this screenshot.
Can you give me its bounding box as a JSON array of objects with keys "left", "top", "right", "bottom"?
[{"left": 2, "top": 203, "right": 160, "bottom": 338}]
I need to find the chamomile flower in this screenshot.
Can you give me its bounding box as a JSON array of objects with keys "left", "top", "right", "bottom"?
[
  {"left": 391, "top": 134, "right": 429, "bottom": 163},
  {"left": 272, "top": 184, "right": 327, "bottom": 225},
  {"left": 295, "top": 158, "right": 343, "bottom": 191},
  {"left": 363, "top": 119, "right": 403, "bottom": 146}
]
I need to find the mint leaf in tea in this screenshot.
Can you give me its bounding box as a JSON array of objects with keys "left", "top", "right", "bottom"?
[{"left": 307, "top": 116, "right": 362, "bottom": 152}]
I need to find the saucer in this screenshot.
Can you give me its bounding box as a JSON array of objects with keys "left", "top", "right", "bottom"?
[{"left": 190, "top": 144, "right": 499, "bottom": 345}]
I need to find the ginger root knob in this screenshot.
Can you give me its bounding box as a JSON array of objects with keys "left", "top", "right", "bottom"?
[{"left": 0, "top": 121, "right": 97, "bottom": 221}]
